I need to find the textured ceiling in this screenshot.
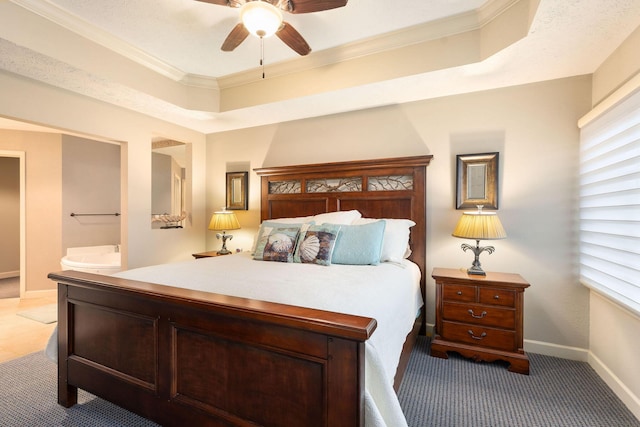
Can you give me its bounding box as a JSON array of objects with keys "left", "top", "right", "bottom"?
[
  {"left": 42, "top": 0, "right": 488, "bottom": 77},
  {"left": 1, "top": 0, "right": 640, "bottom": 134}
]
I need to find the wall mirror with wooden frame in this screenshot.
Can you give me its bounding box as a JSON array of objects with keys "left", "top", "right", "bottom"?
[
  {"left": 226, "top": 171, "right": 248, "bottom": 210},
  {"left": 151, "top": 139, "right": 191, "bottom": 229},
  {"left": 456, "top": 152, "right": 499, "bottom": 209}
]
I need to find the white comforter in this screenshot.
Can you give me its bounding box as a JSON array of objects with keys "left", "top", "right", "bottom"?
[{"left": 52, "top": 253, "right": 423, "bottom": 427}]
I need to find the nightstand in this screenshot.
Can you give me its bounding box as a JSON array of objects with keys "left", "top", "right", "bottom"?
[
  {"left": 431, "top": 267, "right": 530, "bottom": 374},
  {"left": 192, "top": 251, "right": 230, "bottom": 259}
]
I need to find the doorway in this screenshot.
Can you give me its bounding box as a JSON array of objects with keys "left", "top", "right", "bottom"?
[{"left": 0, "top": 151, "right": 25, "bottom": 299}]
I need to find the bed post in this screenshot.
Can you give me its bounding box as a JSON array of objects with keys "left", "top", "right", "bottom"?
[{"left": 57, "top": 283, "right": 77, "bottom": 407}]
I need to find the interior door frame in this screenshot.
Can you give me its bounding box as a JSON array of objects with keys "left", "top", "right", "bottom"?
[{"left": 0, "top": 150, "right": 26, "bottom": 298}]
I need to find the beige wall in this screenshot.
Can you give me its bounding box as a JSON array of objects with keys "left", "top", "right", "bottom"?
[
  {"left": 0, "top": 156, "right": 20, "bottom": 277},
  {"left": 207, "top": 75, "right": 593, "bottom": 353},
  {"left": 0, "top": 71, "right": 208, "bottom": 292},
  {"left": 589, "top": 294, "right": 640, "bottom": 419},
  {"left": 0, "top": 130, "right": 62, "bottom": 293},
  {"left": 585, "top": 25, "right": 640, "bottom": 419},
  {"left": 592, "top": 25, "right": 640, "bottom": 106},
  {"left": 62, "top": 135, "right": 121, "bottom": 251}
]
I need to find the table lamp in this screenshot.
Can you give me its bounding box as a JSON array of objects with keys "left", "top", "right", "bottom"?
[
  {"left": 208, "top": 209, "right": 241, "bottom": 255},
  {"left": 452, "top": 205, "right": 507, "bottom": 275}
]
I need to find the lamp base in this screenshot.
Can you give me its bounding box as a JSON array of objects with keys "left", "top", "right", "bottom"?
[
  {"left": 216, "top": 232, "right": 233, "bottom": 255},
  {"left": 467, "top": 266, "right": 487, "bottom": 276},
  {"left": 460, "top": 240, "right": 495, "bottom": 276}
]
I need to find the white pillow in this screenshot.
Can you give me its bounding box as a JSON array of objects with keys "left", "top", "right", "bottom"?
[
  {"left": 313, "top": 210, "right": 362, "bottom": 225},
  {"left": 353, "top": 218, "right": 416, "bottom": 263},
  {"left": 251, "top": 211, "right": 361, "bottom": 254},
  {"left": 265, "top": 216, "right": 314, "bottom": 224}
]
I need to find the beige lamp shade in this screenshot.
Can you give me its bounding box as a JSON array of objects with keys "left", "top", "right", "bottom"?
[
  {"left": 209, "top": 209, "right": 240, "bottom": 255},
  {"left": 452, "top": 209, "right": 507, "bottom": 240},
  {"left": 452, "top": 206, "right": 506, "bottom": 275},
  {"left": 208, "top": 210, "right": 241, "bottom": 231}
]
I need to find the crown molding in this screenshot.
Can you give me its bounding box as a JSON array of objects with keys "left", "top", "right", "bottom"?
[
  {"left": 218, "top": 0, "right": 521, "bottom": 88},
  {"left": 10, "top": 0, "right": 192, "bottom": 83},
  {"left": 10, "top": 0, "right": 519, "bottom": 92}
]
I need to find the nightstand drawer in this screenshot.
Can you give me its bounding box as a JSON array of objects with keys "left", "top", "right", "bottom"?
[
  {"left": 442, "top": 284, "right": 476, "bottom": 302},
  {"left": 443, "top": 302, "right": 515, "bottom": 329},
  {"left": 441, "top": 321, "right": 516, "bottom": 351},
  {"left": 479, "top": 287, "right": 515, "bottom": 307}
]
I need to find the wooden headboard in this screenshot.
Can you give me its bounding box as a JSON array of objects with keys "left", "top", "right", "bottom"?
[{"left": 255, "top": 155, "right": 433, "bottom": 331}]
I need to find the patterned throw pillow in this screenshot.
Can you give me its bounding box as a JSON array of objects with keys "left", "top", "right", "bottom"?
[
  {"left": 251, "top": 221, "right": 310, "bottom": 255},
  {"left": 253, "top": 225, "right": 300, "bottom": 263},
  {"left": 293, "top": 224, "right": 341, "bottom": 266}
]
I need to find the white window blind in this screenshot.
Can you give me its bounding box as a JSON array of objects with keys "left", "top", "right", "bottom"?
[{"left": 579, "top": 88, "right": 640, "bottom": 315}]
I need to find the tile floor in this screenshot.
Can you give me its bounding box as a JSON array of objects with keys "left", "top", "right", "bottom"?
[{"left": 0, "top": 295, "right": 57, "bottom": 363}]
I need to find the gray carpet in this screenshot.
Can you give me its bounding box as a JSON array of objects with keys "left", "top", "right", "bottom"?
[
  {"left": 398, "top": 336, "right": 640, "bottom": 427},
  {"left": 0, "top": 352, "right": 159, "bottom": 427},
  {"left": 0, "top": 337, "right": 638, "bottom": 426}
]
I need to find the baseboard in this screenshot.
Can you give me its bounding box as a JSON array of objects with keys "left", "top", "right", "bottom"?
[
  {"left": 523, "top": 339, "right": 639, "bottom": 421},
  {"left": 22, "top": 289, "right": 56, "bottom": 299},
  {"left": 588, "top": 351, "right": 640, "bottom": 421},
  {"left": 424, "top": 329, "right": 638, "bottom": 419},
  {"left": 0, "top": 271, "right": 19, "bottom": 280},
  {"left": 427, "top": 332, "right": 638, "bottom": 420},
  {"left": 424, "top": 322, "right": 435, "bottom": 337},
  {"left": 523, "top": 339, "right": 589, "bottom": 361}
]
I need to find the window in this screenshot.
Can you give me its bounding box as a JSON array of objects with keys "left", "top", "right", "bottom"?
[{"left": 578, "top": 88, "right": 640, "bottom": 315}]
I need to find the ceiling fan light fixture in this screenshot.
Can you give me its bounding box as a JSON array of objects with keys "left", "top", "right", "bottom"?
[{"left": 240, "top": 1, "right": 283, "bottom": 38}]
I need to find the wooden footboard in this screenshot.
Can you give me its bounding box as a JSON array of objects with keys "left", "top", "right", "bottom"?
[{"left": 50, "top": 270, "right": 377, "bottom": 427}]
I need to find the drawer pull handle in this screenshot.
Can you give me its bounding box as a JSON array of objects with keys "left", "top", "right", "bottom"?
[
  {"left": 468, "top": 330, "right": 487, "bottom": 340},
  {"left": 457, "top": 291, "right": 463, "bottom": 295},
  {"left": 468, "top": 309, "right": 487, "bottom": 319},
  {"left": 494, "top": 295, "right": 500, "bottom": 300}
]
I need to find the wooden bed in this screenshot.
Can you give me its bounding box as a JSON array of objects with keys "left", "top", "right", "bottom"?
[{"left": 48, "top": 155, "right": 432, "bottom": 427}]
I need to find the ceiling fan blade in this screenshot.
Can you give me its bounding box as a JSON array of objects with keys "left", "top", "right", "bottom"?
[
  {"left": 221, "top": 23, "right": 250, "bottom": 51},
  {"left": 276, "top": 22, "right": 311, "bottom": 56},
  {"left": 195, "top": 0, "right": 235, "bottom": 6},
  {"left": 287, "top": 0, "right": 348, "bottom": 14}
]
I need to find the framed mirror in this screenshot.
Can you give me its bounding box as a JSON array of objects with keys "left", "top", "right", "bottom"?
[
  {"left": 456, "top": 152, "right": 499, "bottom": 209},
  {"left": 226, "top": 171, "right": 248, "bottom": 210},
  {"left": 152, "top": 139, "right": 189, "bottom": 228}
]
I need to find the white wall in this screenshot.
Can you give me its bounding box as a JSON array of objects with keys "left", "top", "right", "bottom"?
[{"left": 207, "top": 75, "right": 593, "bottom": 353}]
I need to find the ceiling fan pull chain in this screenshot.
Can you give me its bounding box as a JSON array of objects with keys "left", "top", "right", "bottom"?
[{"left": 260, "top": 36, "right": 265, "bottom": 79}]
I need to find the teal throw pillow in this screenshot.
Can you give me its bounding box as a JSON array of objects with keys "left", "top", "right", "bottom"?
[{"left": 331, "top": 220, "right": 386, "bottom": 265}]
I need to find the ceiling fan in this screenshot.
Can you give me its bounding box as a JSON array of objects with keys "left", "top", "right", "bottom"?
[{"left": 197, "top": 0, "right": 348, "bottom": 56}]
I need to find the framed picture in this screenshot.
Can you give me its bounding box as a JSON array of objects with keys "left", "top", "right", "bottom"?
[
  {"left": 456, "top": 152, "right": 499, "bottom": 209},
  {"left": 226, "top": 171, "right": 248, "bottom": 210}
]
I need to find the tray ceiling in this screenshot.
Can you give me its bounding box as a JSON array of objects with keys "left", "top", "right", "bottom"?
[{"left": 1, "top": 0, "right": 640, "bottom": 133}]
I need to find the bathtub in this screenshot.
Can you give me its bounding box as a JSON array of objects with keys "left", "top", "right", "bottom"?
[{"left": 60, "top": 245, "right": 122, "bottom": 275}]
